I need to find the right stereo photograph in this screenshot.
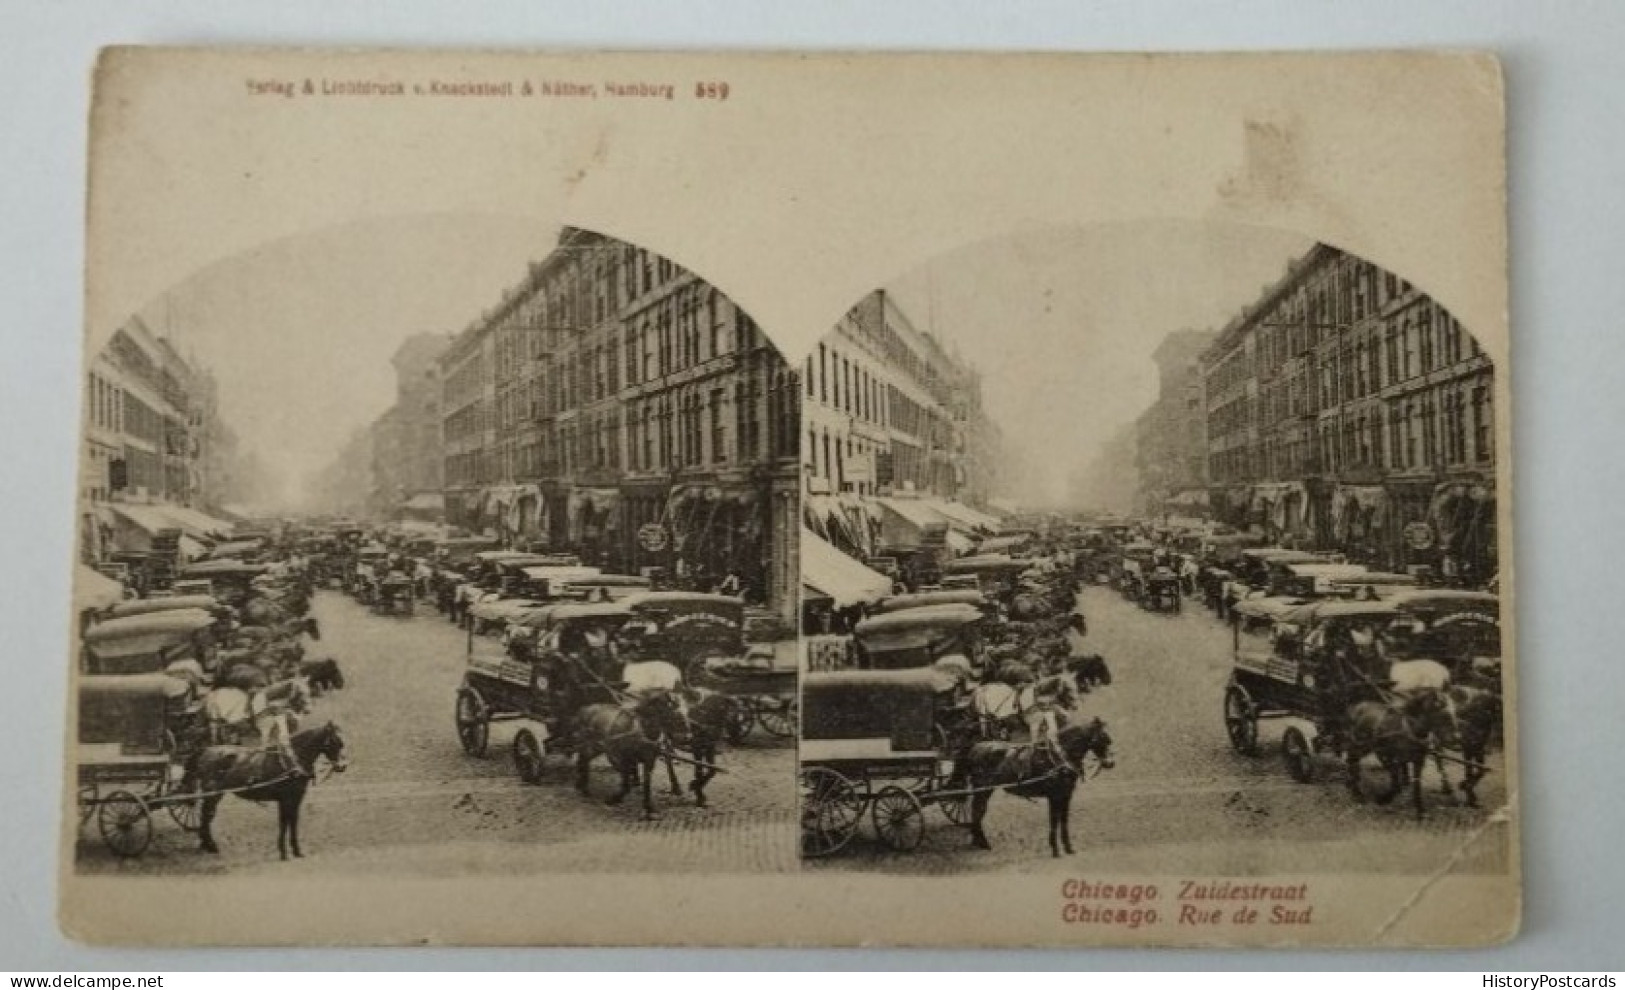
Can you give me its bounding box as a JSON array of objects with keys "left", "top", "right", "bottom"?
[{"left": 797, "top": 221, "right": 1509, "bottom": 878}]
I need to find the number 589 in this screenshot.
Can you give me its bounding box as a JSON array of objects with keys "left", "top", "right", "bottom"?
[{"left": 695, "top": 81, "right": 730, "bottom": 100}]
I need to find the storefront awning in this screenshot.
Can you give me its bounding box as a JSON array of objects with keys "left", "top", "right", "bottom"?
[
  {"left": 153, "top": 504, "right": 236, "bottom": 539},
  {"left": 802, "top": 527, "right": 893, "bottom": 607},
  {"left": 873, "top": 496, "right": 947, "bottom": 532},
  {"left": 920, "top": 498, "right": 998, "bottom": 536},
  {"left": 978, "top": 533, "right": 1030, "bottom": 555},
  {"left": 74, "top": 564, "right": 125, "bottom": 613},
  {"left": 108, "top": 503, "right": 179, "bottom": 536}
]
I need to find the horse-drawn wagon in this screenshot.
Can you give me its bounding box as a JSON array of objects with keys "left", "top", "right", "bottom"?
[
  {"left": 1223, "top": 596, "right": 1497, "bottom": 816},
  {"left": 369, "top": 571, "right": 416, "bottom": 616},
  {"left": 76, "top": 616, "right": 217, "bottom": 857},
  {"left": 1142, "top": 567, "right": 1183, "bottom": 612},
  {"left": 799, "top": 668, "right": 971, "bottom": 857},
  {"left": 454, "top": 601, "right": 634, "bottom": 772}
]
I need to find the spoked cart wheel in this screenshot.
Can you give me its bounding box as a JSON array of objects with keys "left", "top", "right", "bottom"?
[
  {"left": 513, "top": 728, "right": 545, "bottom": 785},
  {"left": 97, "top": 790, "right": 153, "bottom": 859},
  {"left": 455, "top": 687, "right": 490, "bottom": 757},
  {"left": 1224, "top": 682, "right": 1261, "bottom": 756},
  {"left": 163, "top": 776, "right": 204, "bottom": 832},
  {"left": 871, "top": 785, "right": 926, "bottom": 852},
  {"left": 937, "top": 790, "right": 973, "bottom": 827},
  {"left": 1282, "top": 726, "right": 1316, "bottom": 783},
  {"left": 800, "top": 766, "right": 862, "bottom": 859},
  {"left": 756, "top": 698, "right": 797, "bottom": 739}
]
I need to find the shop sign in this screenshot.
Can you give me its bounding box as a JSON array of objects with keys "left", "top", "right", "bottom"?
[{"left": 638, "top": 523, "right": 669, "bottom": 552}]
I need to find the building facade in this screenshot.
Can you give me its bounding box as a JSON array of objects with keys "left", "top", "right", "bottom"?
[
  {"left": 1199, "top": 245, "right": 1497, "bottom": 581},
  {"left": 1134, "top": 328, "right": 1217, "bottom": 516},
  {"left": 80, "top": 317, "right": 231, "bottom": 562},
  {"left": 370, "top": 332, "right": 451, "bottom": 520},
  {"left": 805, "top": 290, "right": 998, "bottom": 505},
  {"left": 434, "top": 228, "right": 801, "bottom": 621}
]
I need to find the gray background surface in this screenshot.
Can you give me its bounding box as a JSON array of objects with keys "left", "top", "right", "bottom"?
[{"left": 2, "top": 0, "right": 1619, "bottom": 970}]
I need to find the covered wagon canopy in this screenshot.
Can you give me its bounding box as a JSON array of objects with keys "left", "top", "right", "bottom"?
[{"left": 801, "top": 527, "right": 892, "bottom": 607}]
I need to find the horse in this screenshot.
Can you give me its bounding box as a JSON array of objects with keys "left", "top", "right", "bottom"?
[
  {"left": 574, "top": 691, "right": 695, "bottom": 819},
  {"left": 1066, "top": 653, "right": 1112, "bottom": 691},
  {"left": 186, "top": 721, "right": 348, "bottom": 860},
  {"left": 1432, "top": 684, "right": 1501, "bottom": 808},
  {"left": 1343, "top": 688, "right": 1457, "bottom": 820},
  {"left": 218, "top": 663, "right": 270, "bottom": 693},
  {"left": 299, "top": 657, "right": 346, "bottom": 695},
  {"left": 950, "top": 718, "right": 1115, "bottom": 857},
  {"left": 659, "top": 689, "right": 736, "bottom": 808}
]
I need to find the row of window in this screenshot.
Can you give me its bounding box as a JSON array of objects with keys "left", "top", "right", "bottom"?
[
  {"left": 445, "top": 368, "right": 801, "bottom": 487},
  {"left": 805, "top": 428, "right": 888, "bottom": 497},
  {"left": 808, "top": 340, "right": 889, "bottom": 427},
  {"left": 87, "top": 373, "right": 124, "bottom": 433},
  {"left": 1211, "top": 377, "right": 1494, "bottom": 483}
]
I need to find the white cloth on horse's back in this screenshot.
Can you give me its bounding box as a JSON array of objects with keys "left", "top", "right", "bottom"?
[
  {"left": 204, "top": 687, "right": 255, "bottom": 725},
  {"left": 1389, "top": 659, "right": 1452, "bottom": 695},
  {"left": 622, "top": 660, "right": 684, "bottom": 698},
  {"left": 971, "top": 681, "right": 1035, "bottom": 720}
]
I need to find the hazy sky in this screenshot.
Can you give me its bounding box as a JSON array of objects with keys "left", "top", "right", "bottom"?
[
  {"left": 140, "top": 214, "right": 558, "bottom": 506},
  {"left": 138, "top": 215, "right": 1313, "bottom": 512},
  {"left": 883, "top": 220, "right": 1315, "bottom": 505}
]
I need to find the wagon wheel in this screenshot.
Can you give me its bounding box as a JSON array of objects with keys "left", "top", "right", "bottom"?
[
  {"left": 455, "top": 687, "right": 490, "bottom": 758},
  {"left": 937, "top": 787, "right": 974, "bottom": 827},
  {"left": 724, "top": 700, "right": 755, "bottom": 745},
  {"left": 1224, "top": 683, "right": 1260, "bottom": 756},
  {"left": 513, "top": 728, "right": 545, "bottom": 784},
  {"left": 164, "top": 776, "right": 204, "bottom": 832},
  {"left": 97, "top": 790, "right": 153, "bottom": 859},
  {"left": 77, "top": 784, "right": 97, "bottom": 828},
  {"left": 800, "top": 767, "right": 862, "bottom": 859},
  {"left": 1282, "top": 726, "right": 1316, "bottom": 783},
  {"left": 756, "top": 698, "right": 797, "bottom": 739},
  {"left": 871, "top": 785, "right": 926, "bottom": 852}
]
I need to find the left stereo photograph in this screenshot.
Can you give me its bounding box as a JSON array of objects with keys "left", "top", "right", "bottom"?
[{"left": 70, "top": 215, "right": 804, "bottom": 877}]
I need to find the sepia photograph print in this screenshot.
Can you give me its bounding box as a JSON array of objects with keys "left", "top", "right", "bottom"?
[
  {"left": 73, "top": 218, "right": 802, "bottom": 877},
  {"left": 798, "top": 223, "right": 1509, "bottom": 886},
  {"left": 62, "top": 47, "right": 1512, "bottom": 947}
]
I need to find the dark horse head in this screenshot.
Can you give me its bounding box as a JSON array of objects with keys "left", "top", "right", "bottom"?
[
  {"left": 637, "top": 690, "right": 694, "bottom": 751},
  {"left": 293, "top": 720, "right": 349, "bottom": 775},
  {"left": 1058, "top": 717, "right": 1114, "bottom": 772}
]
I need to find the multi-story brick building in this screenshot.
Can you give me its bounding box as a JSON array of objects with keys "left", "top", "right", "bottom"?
[
  {"left": 1199, "top": 244, "right": 1497, "bottom": 581},
  {"left": 434, "top": 228, "right": 801, "bottom": 621},
  {"left": 80, "top": 316, "right": 234, "bottom": 562},
  {"left": 1135, "top": 328, "right": 1217, "bottom": 516},
  {"left": 370, "top": 332, "right": 451, "bottom": 520},
  {"left": 802, "top": 290, "right": 1002, "bottom": 560}
]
